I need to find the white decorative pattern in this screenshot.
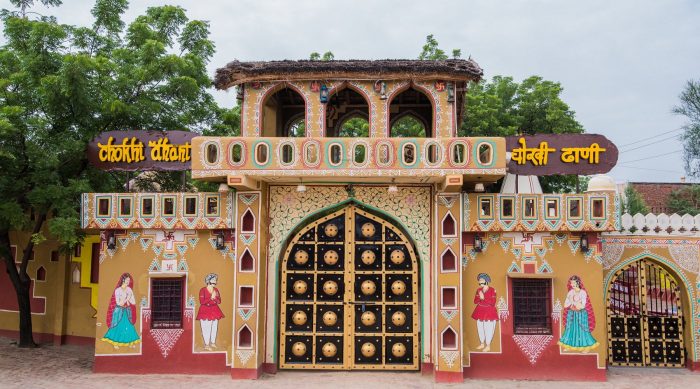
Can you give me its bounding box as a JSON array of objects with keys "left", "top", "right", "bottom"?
[
  {"left": 512, "top": 334, "right": 553, "bottom": 365},
  {"left": 602, "top": 243, "right": 625, "bottom": 270},
  {"left": 552, "top": 299, "right": 562, "bottom": 323},
  {"left": 236, "top": 349, "right": 255, "bottom": 365},
  {"left": 440, "top": 350, "right": 460, "bottom": 368},
  {"left": 669, "top": 244, "right": 700, "bottom": 274},
  {"left": 440, "top": 310, "right": 458, "bottom": 323},
  {"left": 497, "top": 297, "right": 509, "bottom": 321},
  {"left": 149, "top": 328, "right": 184, "bottom": 359}
]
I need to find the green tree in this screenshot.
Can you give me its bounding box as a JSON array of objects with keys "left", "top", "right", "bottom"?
[
  {"left": 622, "top": 184, "right": 650, "bottom": 215},
  {"left": 309, "top": 51, "right": 334, "bottom": 61},
  {"left": 0, "top": 0, "right": 235, "bottom": 347},
  {"left": 674, "top": 80, "right": 700, "bottom": 178},
  {"left": 667, "top": 185, "right": 700, "bottom": 215},
  {"left": 418, "top": 34, "right": 460, "bottom": 60}
]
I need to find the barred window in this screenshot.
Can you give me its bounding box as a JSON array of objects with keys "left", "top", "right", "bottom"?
[
  {"left": 512, "top": 278, "right": 552, "bottom": 335},
  {"left": 151, "top": 277, "right": 184, "bottom": 329}
]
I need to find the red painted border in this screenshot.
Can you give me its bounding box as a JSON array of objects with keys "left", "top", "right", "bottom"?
[
  {"left": 94, "top": 354, "right": 228, "bottom": 374},
  {"left": 435, "top": 370, "right": 463, "bottom": 383},
  {"left": 231, "top": 367, "right": 262, "bottom": 379},
  {"left": 261, "top": 363, "right": 277, "bottom": 374},
  {"left": 464, "top": 352, "right": 606, "bottom": 381},
  {"left": 421, "top": 362, "right": 434, "bottom": 376},
  {"left": 687, "top": 360, "right": 700, "bottom": 372}
]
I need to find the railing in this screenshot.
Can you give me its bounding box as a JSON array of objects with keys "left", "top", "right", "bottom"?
[
  {"left": 607, "top": 213, "right": 700, "bottom": 236},
  {"left": 190, "top": 136, "right": 506, "bottom": 180}
]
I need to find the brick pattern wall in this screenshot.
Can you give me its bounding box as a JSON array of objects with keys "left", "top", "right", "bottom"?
[{"left": 631, "top": 183, "right": 692, "bottom": 214}]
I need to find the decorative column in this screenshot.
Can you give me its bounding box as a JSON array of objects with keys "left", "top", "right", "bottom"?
[
  {"left": 433, "top": 193, "right": 464, "bottom": 382},
  {"left": 231, "top": 190, "right": 266, "bottom": 379}
]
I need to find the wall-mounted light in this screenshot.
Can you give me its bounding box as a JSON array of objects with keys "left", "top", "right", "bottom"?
[
  {"left": 375, "top": 80, "right": 387, "bottom": 100},
  {"left": 447, "top": 82, "right": 455, "bottom": 103},
  {"left": 388, "top": 178, "right": 398, "bottom": 193},
  {"left": 580, "top": 234, "right": 589, "bottom": 253},
  {"left": 474, "top": 183, "right": 485, "bottom": 193},
  {"left": 320, "top": 84, "right": 329, "bottom": 103},
  {"left": 474, "top": 234, "right": 483, "bottom": 253},
  {"left": 297, "top": 179, "right": 306, "bottom": 193},
  {"left": 107, "top": 231, "right": 116, "bottom": 250},
  {"left": 216, "top": 231, "right": 226, "bottom": 250}
]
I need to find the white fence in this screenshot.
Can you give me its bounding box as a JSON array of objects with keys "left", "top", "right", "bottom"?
[{"left": 609, "top": 213, "right": 700, "bottom": 236}]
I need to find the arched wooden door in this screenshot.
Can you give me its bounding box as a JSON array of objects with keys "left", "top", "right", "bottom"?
[
  {"left": 279, "top": 204, "right": 419, "bottom": 370},
  {"left": 607, "top": 259, "right": 685, "bottom": 367}
]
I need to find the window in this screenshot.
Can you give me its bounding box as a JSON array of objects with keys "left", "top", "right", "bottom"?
[
  {"left": 401, "top": 143, "right": 416, "bottom": 165},
  {"left": 51, "top": 250, "right": 59, "bottom": 262},
  {"left": 240, "top": 250, "right": 254, "bottom": 272},
  {"left": 477, "top": 142, "right": 493, "bottom": 165},
  {"left": 568, "top": 198, "right": 582, "bottom": 219},
  {"left": 501, "top": 198, "right": 514, "bottom": 218},
  {"left": 479, "top": 198, "right": 492, "bottom": 218},
  {"left": 329, "top": 144, "right": 342, "bottom": 166},
  {"left": 546, "top": 198, "right": 559, "bottom": 218},
  {"left": 512, "top": 278, "right": 551, "bottom": 335},
  {"left": 441, "top": 287, "right": 457, "bottom": 309},
  {"left": 36, "top": 266, "right": 46, "bottom": 282},
  {"left": 389, "top": 88, "right": 433, "bottom": 137},
  {"left": 440, "top": 249, "right": 456, "bottom": 272},
  {"left": 287, "top": 117, "right": 306, "bottom": 137},
  {"left": 523, "top": 198, "right": 536, "bottom": 219},
  {"left": 74, "top": 244, "right": 82, "bottom": 258},
  {"left": 230, "top": 143, "right": 244, "bottom": 165},
  {"left": 261, "top": 87, "right": 305, "bottom": 137},
  {"left": 241, "top": 209, "right": 255, "bottom": 233},
  {"left": 426, "top": 143, "right": 441, "bottom": 165},
  {"left": 451, "top": 143, "right": 466, "bottom": 165},
  {"left": 162, "top": 196, "right": 176, "bottom": 216},
  {"left": 353, "top": 144, "right": 366, "bottom": 165},
  {"left": 255, "top": 143, "right": 269, "bottom": 165},
  {"left": 151, "top": 277, "right": 184, "bottom": 329},
  {"left": 119, "top": 198, "right": 132, "bottom": 217},
  {"left": 377, "top": 143, "right": 391, "bottom": 165},
  {"left": 391, "top": 115, "right": 426, "bottom": 137},
  {"left": 97, "top": 197, "right": 111, "bottom": 217},
  {"left": 281, "top": 143, "right": 294, "bottom": 165},
  {"left": 239, "top": 286, "right": 254, "bottom": 307},
  {"left": 441, "top": 213, "right": 456, "bottom": 237},
  {"left": 304, "top": 142, "right": 319, "bottom": 165},
  {"left": 592, "top": 198, "right": 605, "bottom": 219},
  {"left": 205, "top": 143, "right": 219, "bottom": 165},
  {"left": 325, "top": 87, "right": 369, "bottom": 137},
  {"left": 184, "top": 196, "right": 197, "bottom": 216},
  {"left": 141, "top": 197, "right": 154, "bottom": 217},
  {"left": 205, "top": 196, "right": 219, "bottom": 216}
]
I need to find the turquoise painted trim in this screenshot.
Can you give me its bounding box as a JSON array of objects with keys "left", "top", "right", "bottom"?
[
  {"left": 204, "top": 194, "right": 222, "bottom": 218},
  {"left": 472, "top": 139, "right": 497, "bottom": 168},
  {"left": 520, "top": 195, "right": 538, "bottom": 221},
  {"left": 323, "top": 142, "right": 347, "bottom": 169},
  {"left": 182, "top": 194, "right": 199, "bottom": 217},
  {"left": 499, "top": 195, "right": 516, "bottom": 220},
  {"left": 252, "top": 140, "right": 273, "bottom": 168},
  {"left": 95, "top": 195, "right": 112, "bottom": 218},
  {"left": 398, "top": 140, "right": 420, "bottom": 168},
  {"left": 160, "top": 195, "right": 177, "bottom": 217},
  {"left": 117, "top": 195, "right": 134, "bottom": 218},
  {"left": 271, "top": 198, "right": 424, "bottom": 365},
  {"left": 476, "top": 194, "right": 495, "bottom": 220},
  {"left": 604, "top": 252, "right": 697, "bottom": 360}
]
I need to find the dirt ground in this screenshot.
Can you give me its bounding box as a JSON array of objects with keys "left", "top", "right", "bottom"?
[{"left": 0, "top": 337, "right": 698, "bottom": 388}]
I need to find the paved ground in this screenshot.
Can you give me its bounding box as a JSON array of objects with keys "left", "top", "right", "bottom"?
[{"left": 0, "top": 337, "right": 698, "bottom": 388}]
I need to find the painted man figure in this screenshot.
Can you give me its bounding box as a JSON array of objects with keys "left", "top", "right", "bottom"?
[
  {"left": 197, "top": 273, "right": 224, "bottom": 350},
  {"left": 472, "top": 273, "right": 498, "bottom": 352}
]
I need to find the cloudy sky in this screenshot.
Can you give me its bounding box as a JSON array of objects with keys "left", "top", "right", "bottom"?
[{"left": 4, "top": 0, "right": 700, "bottom": 183}]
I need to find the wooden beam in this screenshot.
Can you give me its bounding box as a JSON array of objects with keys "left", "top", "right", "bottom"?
[
  {"left": 227, "top": 175, "right": 260, "bottom": 191},
  {"left": 439, "top": 175, "right": 463, "bottom": 192}
]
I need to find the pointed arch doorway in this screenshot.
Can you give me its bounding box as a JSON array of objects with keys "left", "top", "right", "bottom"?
[
  {"left": 607, "top": 258, "right": 686, "bottom": 367},
  {"left": 278, "top": 204, "right": 420, "bottom": 370}
]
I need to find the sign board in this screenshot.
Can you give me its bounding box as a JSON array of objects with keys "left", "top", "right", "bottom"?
[
  {"left": 505, "top": 134, "right": 618, "bottom": 176},
  {"left": 88, "top": 130, "right": 196, "bottom": 171}
]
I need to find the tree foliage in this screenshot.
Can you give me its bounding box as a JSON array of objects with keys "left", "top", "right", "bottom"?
[
  {"left": 418, "top": 34, "right": 460, "bottom": 60},
  {"left": 674, "top": 80, "right": 700, "bottom": 178},
  {"left": 667, "top": 185, "right": 700, "bottom": 215},
  {"left": 622, "top": 184, "right": 650, "bottom": 215},
  {"left": 309, "top": 51, "right": 334, "bottom": 61},
  {"left": 0, "top": 0, "right": 236, "bottom": 346}
]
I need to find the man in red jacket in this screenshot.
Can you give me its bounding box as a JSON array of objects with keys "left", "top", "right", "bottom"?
[
  {"left": 472, "top": 273, "right": 498, "bottom": 352},
  {"left": 197, "top": 273, "right": 225, "bottom": 350}
]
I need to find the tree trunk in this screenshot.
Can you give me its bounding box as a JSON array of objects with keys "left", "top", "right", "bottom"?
[{"left": 0, "top": 212, "right": 46, "bottom": 348}]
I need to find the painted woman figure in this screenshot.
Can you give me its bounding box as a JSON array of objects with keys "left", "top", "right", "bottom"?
[
  {"left": 197, "top": 273, "right": 224, "bottom": 350},
  {"left": 102, "top": 273, "right": 140, "bottom": 349},
  {"left": 558, "top": 275, "right": 599, "bottom": 352},
  {"left": 471, "top": 273, "right": 498, "bottom": 352}
]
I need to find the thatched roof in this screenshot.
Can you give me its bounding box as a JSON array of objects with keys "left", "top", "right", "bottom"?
[{"left": 213, "top": 59, "right": 483, "bottom": 90}]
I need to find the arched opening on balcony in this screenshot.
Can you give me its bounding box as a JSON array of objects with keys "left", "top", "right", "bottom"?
[
  {"left": 325, "top": 87, "right": 369, "bottom": 137},
  {"left": 261, "top": 86, "right": 306, "bottom": 137},
  {"left": 389, "top": 87, "right": 433, "bottom": 137}
]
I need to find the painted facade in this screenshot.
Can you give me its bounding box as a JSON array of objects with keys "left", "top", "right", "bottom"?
[{"left": 3, "top": 59, "right": 698, "bottom": 383}]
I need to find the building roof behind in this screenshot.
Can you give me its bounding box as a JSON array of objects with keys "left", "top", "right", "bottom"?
[
  {"left": 630, "top": 182, "right": 692, "bottom": 214},
  {"left": 213, "top": 59, "right": 484, "bottom": 90}
]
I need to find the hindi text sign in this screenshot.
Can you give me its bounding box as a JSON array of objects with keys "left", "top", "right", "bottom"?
[{"left": 506, "top": 134, "right": 618, "bottom": 175}]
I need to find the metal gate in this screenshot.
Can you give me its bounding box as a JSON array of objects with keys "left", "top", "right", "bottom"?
[
  {"left": 607, "top": 259, "right": 685, "bottom": 367},
  {"left": 279, "top": 205, "right": 419, "bottom": 370}
]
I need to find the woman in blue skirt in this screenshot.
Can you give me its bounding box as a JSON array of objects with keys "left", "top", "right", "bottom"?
[
  {"left": 558, "top": 275, "right": 599, "bottom": 352},
  {"left": 102, "top": 273, "right": 140, "bottom": 349}
]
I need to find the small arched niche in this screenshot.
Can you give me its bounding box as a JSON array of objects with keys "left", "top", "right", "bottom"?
[
  {"left": 325, "top": 87, "right": 369, "bottom": 137},
  {"left": 262, "top": 86, "right": 306, "bottom": 137},
  {"left": 389, "top": 87, "right": 433, "bottom": 137}
]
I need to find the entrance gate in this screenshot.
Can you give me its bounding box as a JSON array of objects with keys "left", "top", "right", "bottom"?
[
  {"left": 279, "top": 205, "right": 419, "bottom": 370},
  {"left": 607, "top": 259, "right": 685, "bottom": 367}
]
